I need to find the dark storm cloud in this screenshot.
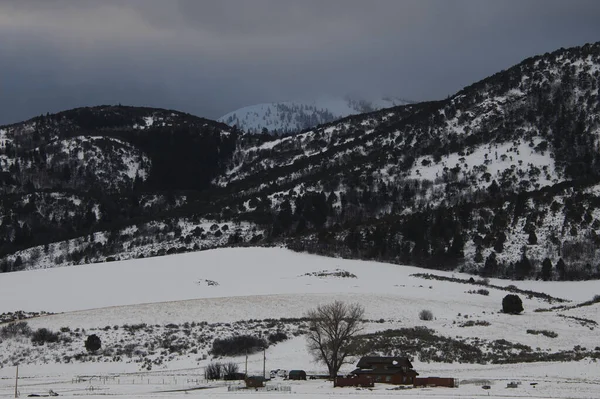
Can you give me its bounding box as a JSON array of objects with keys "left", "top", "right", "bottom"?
[{"left": 1, "top": 0, "right": 600, "bottom": 124}]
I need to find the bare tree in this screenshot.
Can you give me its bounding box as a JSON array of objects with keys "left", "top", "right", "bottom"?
[
  {"left": 223, "top": 362, "right": 240, "bottom": 380},
  {"left": 305, "top": 301, "right": 365, "bottom": 379},
  {"left": 204, "top": 362, "right": 222, "bottom": 380}
]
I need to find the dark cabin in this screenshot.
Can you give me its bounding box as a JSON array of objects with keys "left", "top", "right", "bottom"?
[
  {"left": 245, "top": 376, "right": 266, "bottom": 388},
  {"left": 224, "top": 372, "right": 246, "bottom": 381},
  {"left": 351, "top": 356, "right": 418, "bottom": 385},
  {"left": 287, "top": 370, "right": 307, "bottom": 380}
]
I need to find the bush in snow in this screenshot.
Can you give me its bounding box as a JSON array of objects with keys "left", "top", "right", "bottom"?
[
  {"left": 1, "top": 321, "right": 31, "bottom": 338},
  {"left": 223, "top": 362, "right": 242, "bottom": 380},
  {"left": 268, "top": 331, "right": 288, "bottom": 344},
  {"left": 467, "top": 289, "right": 490, "bottom": 296},
  {"left": 31, "top": 328, "right": 59, "bottom": 345},
  {"left": 526, "top": 329, "right": 558, "bottom": 338},
  {"left": 459, "top": 320, "right": 491, "bottom": 327},
  {"left": 85, "top": 334, "right": 102, "bottom": 352},
  {"left": 211, "top": 335, "right": 267, "bottom": 357},
  {"left": 419, "top": 309, "right": 434, "bottom": 321},
  {"left": 205, "top": 362, "right": 222, "bottom": 380},
  {"left": 502, "top": 294, "right": 524, "bottom": 314}
]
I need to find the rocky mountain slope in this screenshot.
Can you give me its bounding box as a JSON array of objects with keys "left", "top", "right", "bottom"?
[
  {"left": 218, "top": 96, "right": 411, "bottom": 134},
  {"left": 2, "top": 42, "right": 600, "bottom": 281},
  {"left": 215, "top": 42, "right": 600, "bottom": 280}
]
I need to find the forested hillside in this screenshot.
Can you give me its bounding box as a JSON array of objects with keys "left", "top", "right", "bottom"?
[{"left": 2, "top": 42, "right": 600, "bottom": 280}]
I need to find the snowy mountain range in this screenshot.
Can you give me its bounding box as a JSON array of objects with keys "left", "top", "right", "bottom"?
[
  {"left": 218, "top": 96, "right": 412, "bottom": 134},
  {"left": 1, "top": 42, "right": 600, "bottom": 282},
  {"left": 2, "top": 42, "right": 600, "bottom": 399}
]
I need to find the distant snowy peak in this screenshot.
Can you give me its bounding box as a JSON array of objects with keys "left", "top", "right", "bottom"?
[{"left": 218, "top": 96, "right": 412, "bottom": 134}]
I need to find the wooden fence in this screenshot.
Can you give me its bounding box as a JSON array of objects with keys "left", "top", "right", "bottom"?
[{"left": 413, "top": 377, "right": 458, "bottom": 388}]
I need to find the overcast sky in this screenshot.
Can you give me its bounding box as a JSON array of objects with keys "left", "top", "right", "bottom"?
[{"left": 1, "top": 0, "right": 600, "bottom": 125}]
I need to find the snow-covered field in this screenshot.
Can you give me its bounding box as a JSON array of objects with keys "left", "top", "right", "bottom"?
[{"left": 0, "top": 247, "right": 599, "bottom": 398}]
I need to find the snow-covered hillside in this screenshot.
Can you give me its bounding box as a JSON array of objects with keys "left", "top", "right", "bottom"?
[
  {"left": 4, "top": 218, "right": 263, "bottom": 271},
  {"left": 4, "top": 42, "right": 600, "bottom": 284},
  {"left": 0, "top": 248, "right": 599, "bottom": 398},
  {"left": 218, "top": 96, "right": 411, "bottom": 134}
]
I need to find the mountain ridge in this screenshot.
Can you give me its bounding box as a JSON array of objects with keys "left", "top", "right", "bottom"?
[
  {"left": 2, "top": 42, "right": 600, "bottom": 281},
  {"left": 218, "top": 96, "right": 412, "bottom": 134}
]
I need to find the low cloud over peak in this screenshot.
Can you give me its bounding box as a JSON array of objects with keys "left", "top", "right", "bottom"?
[{"left": 1, "top": 0, "right": 600, "bottom": 124}]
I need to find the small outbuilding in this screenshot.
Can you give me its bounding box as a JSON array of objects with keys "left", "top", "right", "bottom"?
[
  {"left": 224, "top": 372, "right": 246, "bottom": 381},
  {"left": 287, "top": 370, "right": 307, "bottom": 380},
  {"left": 245, "top": 376, "right": 267, "bottom": 388}
]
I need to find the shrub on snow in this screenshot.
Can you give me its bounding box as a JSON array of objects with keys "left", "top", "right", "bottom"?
[
  {"left": 1, "top": 321, "right": 31, "bottom": 338},
  {"left": 502, "top": 294, "right": 524, "bottom": 314},
  {"left": 31, "top": 328, "right": 59, "bottom": 345},
  {"left": 85, "top": 334, "right": 102, "bottom": 352},
  {"left": 205, "top": 362, "right": 222, "bottom": 380},
  {"left": 211, "top": 335, "right": 267, "bottom": 357},
  {"left": 419, "top": 309, "right": 434, "bottom": 321}
]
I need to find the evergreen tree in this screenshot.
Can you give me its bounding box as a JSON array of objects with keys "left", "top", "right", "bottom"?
[
  {"left": 488, "top": 180, "right": 500, "bottom": 196},
  {"left": 278, "top": 199, "right": 293, "bottom": 230},
  {"left": 448, "top": 233, "right": 465, "bottom": 260},
  {"left": 482, "top": 252, "right": 499, "bottom": 277},
  {"left": 345, "top": 228, "right": 361, "bottom": 252},
  {"left": 493, "top": 234, "right": 505, "bottom": 253},
  {"left": 85, "top": 334, "right": 102, "bottom": 352},
  {"left": 556, "top": 258, "right": 567, "bottom": 280},
  {"left": 541, "top": 258, "right": 553, "bottom": 281},
  {"left": 528, "top": 231, "right": 538, "bottom": 245},
  {"left": 515, "top": 253, "right": 533, "bottom": 280}
]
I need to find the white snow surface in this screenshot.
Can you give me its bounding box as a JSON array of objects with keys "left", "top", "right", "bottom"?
[
  {"left": 4, "top": 246, "right": 597, "bottom": 315},
  {"left": 0, "top": 247, "right": 599, "bottom": 399},
  {"left": 410, "top": 138, "right": 559, "bottom": 188}
]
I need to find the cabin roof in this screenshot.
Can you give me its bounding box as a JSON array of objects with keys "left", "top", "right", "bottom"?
[
  {"left": 355, "top": 356, "right": 413, "bottom": 369},
  {"left": 352, "top": 368, "right": 419, "bottom": 376}
]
